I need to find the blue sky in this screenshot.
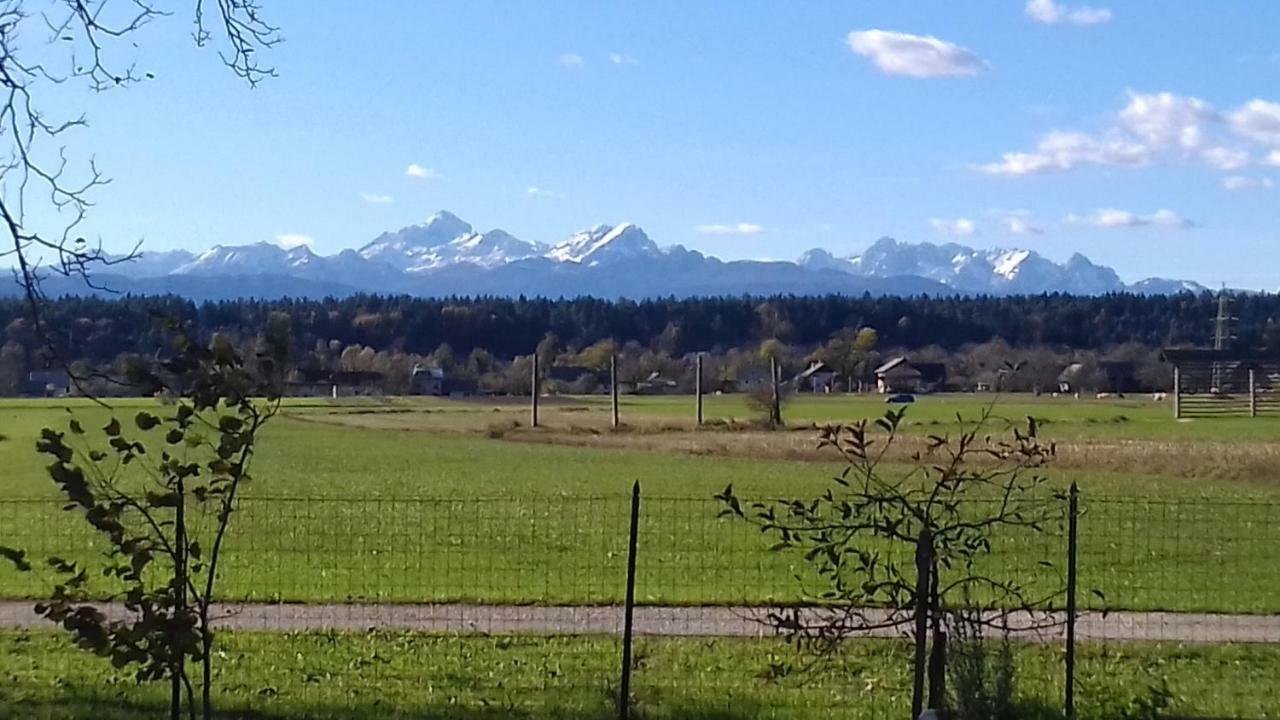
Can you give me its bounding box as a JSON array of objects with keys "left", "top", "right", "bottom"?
[{"left": 40, "top": 1, "right": 1280, "bottom": 288}]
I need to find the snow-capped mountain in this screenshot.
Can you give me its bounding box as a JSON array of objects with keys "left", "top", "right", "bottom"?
[
  {"left": 546, "top": 223, "right": 662, "bottom": 265},
  {"left": 799, "top": 237, "right": 1203, "bottom": 296},
  {"left": 103, "top": 248, "right": 196, "bottom": 279},
  {"left": 356, "top": 211, "right": 545, "bottom": 272},
  {"left": 59, "top": 210, "right": 1207, "bottom": 301},
  {"left": 359, "top": 210, "right": 474, "bottom": 268},
  {"left": 174, "top": 242, "right": 319, "bottom": 276}
]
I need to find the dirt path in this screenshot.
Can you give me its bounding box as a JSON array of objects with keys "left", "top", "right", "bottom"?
[{"left": 1, "top": 601, "right": 1276, "bottom": 643}]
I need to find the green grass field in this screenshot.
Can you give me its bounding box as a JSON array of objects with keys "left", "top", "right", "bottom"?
[
  {"left": 1, "top": 631, "right": 1274, "bottom": 720},
  {"left": 1, "top": 395, "right": 1278, "bottom": 611},
  {"left": 2, "top": 395, "right": 1278, "bottom": 719}
]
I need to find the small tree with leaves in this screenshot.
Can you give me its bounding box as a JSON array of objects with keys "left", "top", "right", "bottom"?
[
  {"left": 2, "top": 323, "right": 285, "bottom": 720},
  {"left": 716, "top": 404, "right": 1066, "bottom": 718}
]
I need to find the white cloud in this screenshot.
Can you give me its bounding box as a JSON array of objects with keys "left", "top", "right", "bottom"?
[
  {"left": 695, "top": 223, "right": 767, "bottom": 236},
  {"left": 980, "top": 91, "right": 1280, "bottom": 177},
  {"left": 1266, "top": 150, "right": 1280, "bottom": 167},
  {"left": 976, "top": 130, "right": 1148, "bottom": 175},
  {"left": 608, "top": 53, "right": 638, "bottom": 66},
  {"left": 928, "top": 217, "right": 977, "bottom": 237},
  {"left": 990, "top": 210, "right": 1045, "bottom": 235},
  {"left": 1119, "top": 91, "right": 1215, "bottom": 151},
  {"left": 558, "top": 53, "right": 585, "bottom": 69},
  {"left": 405, "top": 164, "right": 442, "bottom": 180},
  {"left": 1222, "top": 175, "right": 1274, "bottom": 191},
  {"left": 1005, "top": 217, "right": 1043, "bottom": 235},
  {"left": 1066, "top": 208, "right": 1195, "bottom": 229},
  {"left": 1200, "top": 146, "right": 1250, "bottom": 171},
  {"left": 1228, "top": 99, "right": 1280, "bottom": 146},
  {"left": 1025, "top": 0, "right": 1112, "bottom": 25},
  {"left": 274, "top": 234, "right": 314, "bottom": 249},
  {"left": 846, "top": 30, "right": 986, "bottom": 78},
  {"left": 525, "top": 186, "right": 563, "bottom": 199},
  {"left": 360, "top": 192, "right": 394, "bottom": 204}
]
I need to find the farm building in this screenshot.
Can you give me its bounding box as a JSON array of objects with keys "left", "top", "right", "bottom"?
[
  {"left": 874, "top": 357, "right": 946, "bottom": 394},
  {"left": 23, "top": 369, "right": 71, "bottom": 397},
  {"left": 1096, "top": 361, "right": 1141, "bottom": 394},
  {"left": 289, "top": 369, "right": 387, "bottom": 397},
  {"left": 732, "top": 366, "right": 775, "bottom": 393},
  {"left": 411, "top": 366, "right": 478, "bottom": 396},
  {"left": 546, "top": 365, "right": 606, "bottom": 394},
  {"left": 632, "top": 371, "right": 680, "bottom": 395},
  {"left": 794, "top": 361, "right": 839, "bottom": 393},
  {"left": 1057, "top": 363, "right": 1085, "bottom": 393},
  {"left": 411, "top": 365, "right": 445, "bottom": 395},
  {"left": 1163, "top": 348, "right": 1280, "bottom": 418},
  {"left": 974, "top": 367, "right": 1012, "bottom": 393}
]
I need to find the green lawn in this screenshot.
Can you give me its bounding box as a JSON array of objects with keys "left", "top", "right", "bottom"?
[
  {"left": 1, "top": 397, "right": 1278, "bottom": 612},
  {"left": 1, "top": 631, "right": 1275, "bottom": 719}
]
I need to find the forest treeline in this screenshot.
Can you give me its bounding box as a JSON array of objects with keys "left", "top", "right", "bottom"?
[{"left": 1, "top": 292, "right": 1274, "bottom": 395}]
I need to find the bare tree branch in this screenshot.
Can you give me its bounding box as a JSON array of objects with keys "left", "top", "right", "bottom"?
[{"left": 0, "top": 0, "right": 278, "bottom": 394}]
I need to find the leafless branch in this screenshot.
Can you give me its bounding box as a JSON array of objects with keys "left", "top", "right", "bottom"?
[{"left": 0, "top": 0, "right": 277, "bottom": 396}]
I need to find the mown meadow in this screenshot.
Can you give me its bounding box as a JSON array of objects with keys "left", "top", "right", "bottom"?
[
  {"left": 1, "top": 395, "right": 1278, "bottom": 612},
  {"left": 2, "top": 394, "right": 1278, "bottom": 718}
]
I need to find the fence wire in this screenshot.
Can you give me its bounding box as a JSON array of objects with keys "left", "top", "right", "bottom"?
[{"left": 0, "top": 492, "right": 1276, "bottom": 719}]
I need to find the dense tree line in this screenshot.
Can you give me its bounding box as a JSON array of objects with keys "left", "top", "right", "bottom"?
[{"left": 1, "top": 292, "right": 1275, "bottom": 394}]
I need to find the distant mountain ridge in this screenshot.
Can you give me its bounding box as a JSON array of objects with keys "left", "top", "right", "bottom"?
[
  {"left": 39, "top": 210, "right": 1205, "bottom": 301},
  {"left": 797, "top": 238, "right": 1203, "bottom": 295}
]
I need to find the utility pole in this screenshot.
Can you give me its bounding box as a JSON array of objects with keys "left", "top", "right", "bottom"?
[
  {"left": 1213, "top": 287, "right": 1233, "bottom": 351},
  {"left": 1211, "top": 286, "right": 1236, "bottom": 393}
]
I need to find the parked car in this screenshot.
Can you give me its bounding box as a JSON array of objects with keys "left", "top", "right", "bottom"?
[{"left": 885, "top": 393, "right": 915, "bottom": 404}]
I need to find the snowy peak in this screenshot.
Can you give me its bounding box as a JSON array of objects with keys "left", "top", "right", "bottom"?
[
  {"left": 405, "top": 228, "right": 545, "bottom": 272},
  {"left": 174, "top": 242, "right": 318, "bottom": 276},
  {"left": 797, "top": 248, "right": 857, "bottom": 273},
  {"left": 106, "top": 210, "right": 1205, "bottom": 299},
  {"left": 991, "top": 250, "right": 1032, "bottom": 280},
  {"left": 105, "top": 249, "right": 197, "bottom": 279},
  {"left": 546, "top": 223, "right": 660, "bottom": 265},
  {"left": 359, "top": 210, "right": 474, "bottom": 266},
  {"left": 355, "top": 212, "right": 553, "bottom": 272},
  {"left": 803, "top": 238, "right": 1175, "bottom": 295}
]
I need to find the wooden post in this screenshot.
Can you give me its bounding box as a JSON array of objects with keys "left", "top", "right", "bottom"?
[
  {"left": 769, "top": 355, "right": 781, "bottom": 429},
  {"left": 695, "top": 353, "right": 704, "bottom": 426},
  {"left": 618, "top": 481, "right": 641, "bottom": 720},
  {"left": 610, "top": 354, "right": 620, "bottom": 429},
  {"left": 1249, "top": 367, "right": 1257, "bottom": 418},
  {"left": 531, "top": 354, "right": 540, "bottom": 428},
  {"left": 1172, "top": 365, "right": 1181, "bottom": 419},
  {"left": 1065, "top": 482, "right": 1079, "bottom": 720}
]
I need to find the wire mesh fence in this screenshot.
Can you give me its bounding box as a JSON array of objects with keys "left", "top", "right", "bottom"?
[{"left": 1, "top": 490, "right": 1277, "bottom": 719}]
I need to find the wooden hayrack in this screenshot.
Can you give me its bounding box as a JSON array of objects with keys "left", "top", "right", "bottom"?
[{"left": 1162, "top": 348, "right": 1280, "bottom": 418}]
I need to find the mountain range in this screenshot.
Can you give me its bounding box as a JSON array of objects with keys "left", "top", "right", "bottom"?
[{"left": 12, "top": 210, "right": 1206, "bottom": 301}]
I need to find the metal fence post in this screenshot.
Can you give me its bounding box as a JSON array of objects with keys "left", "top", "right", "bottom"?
[
  {"left": 619, "top": 481, "right": 641, "bottom": 720},
  {"left": 172, "top": 477, "right": 186, "bottom": 720},
  {"left": 1065, "top": 482, "right": 1080, "bottom": 720},
  {"left": 912, "top": 528, "right": 932, "bottom": 720}
]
